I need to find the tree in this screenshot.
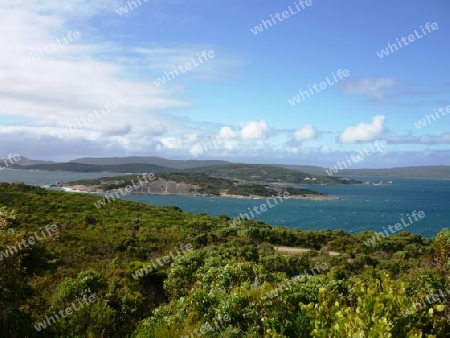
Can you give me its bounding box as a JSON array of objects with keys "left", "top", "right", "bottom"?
[
  {"left": 0, "top": 207, "right": 34, "bottom": 337},
  {"left": 434, "top": 228, "right": 450, "bottom": 274},
  {"left": 301, "top": 272, "right": 447, "bottom": 337},
  {"left": 49, "top": 270, "right": 107, "bottom": 336}
]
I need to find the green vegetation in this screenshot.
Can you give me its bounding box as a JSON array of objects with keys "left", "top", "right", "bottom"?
[
  {"left": 1, "top": 182, "right": 449, "bottom": 337},
  {"left": 69, "top": 156, "right": 230, "bottom": 169},
  {"left": 69, "top": 172, "right": 325, "bottom": 197},
  {"left": 341, "top": 165, "right": 450, "bottom": 179},
  {"left": 13, "top": 160, "right": 361, "bottom": 186},
  {"left": 187, "top": 164, "right": 360, "bottom": 185},
  {"left": 11, "top": 162, "right": 172, "bottom": 173}
]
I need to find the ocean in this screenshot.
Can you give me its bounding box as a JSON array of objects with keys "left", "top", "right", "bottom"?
[
  {"left": 0, "top": 168, "right": 121, "bottom": 185},
  {"left": 122, "top": 176, "right": 450, "bottom": 237},
  {"left": 1, "top": 169, "right": 448, "bottom": 237}
]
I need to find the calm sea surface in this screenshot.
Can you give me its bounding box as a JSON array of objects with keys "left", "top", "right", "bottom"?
[
  {"left": 0, "top": 169, "right": 121, "bottom": 185},
  {"left": 1, "top": 169, "right": 449, "bottom": 237}
]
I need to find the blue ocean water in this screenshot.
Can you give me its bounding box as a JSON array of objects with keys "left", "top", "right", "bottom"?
[
  {"left": 122, "top": 176, "right": 450, "bottom": 237},
  {"left": 0, "top": 169, "right": 121, "bottom": 185},
  {"left": 0, "top": 170, "right": 448, "bottom": 237}
]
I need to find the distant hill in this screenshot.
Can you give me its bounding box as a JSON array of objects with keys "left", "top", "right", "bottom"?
[
  {"left": 273, "top": 164, "right": 326, "bottom": 175},
  {"left": 186, "top": 163, "right": 359, "bottom": 185},
  {"left": 14, "top": 157, "right": 55, "bottom": 166},
  {"left": 66, "top": 172, "right": 326, "bottom": 198},
  {"left": 340, "top": 166, "right": 450, "bottom": 179},
  {"left": 11, "top": 162, "right": 173, "bottom": 173},
  {"left": 11, "top": 160, "right": 358, "bottom": 185},
  {"left": 70, "top": 156, "right": 230, "bottom": 169}
]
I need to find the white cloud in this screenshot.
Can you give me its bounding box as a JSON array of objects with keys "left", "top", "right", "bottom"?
[
  {"left": 0, "top": 0, "right": 243, "bottom": 157},
  {"left": 339, "top": 115, "right": 385, "bottom": 143},
  {"left": 0, "top": 1, "right": 447, "bottom": 164},
  {"left": 240, "top": 120, "right": 270, "bottom": 141},
  {"left": 217, "top": 126, "right": 238, "bottom": 140},
  {"left": 340, "top": 78, "right": 395, "bottom": 99},
  {"left": 293, "top": 124, "right": 318, "bottom": 142}
]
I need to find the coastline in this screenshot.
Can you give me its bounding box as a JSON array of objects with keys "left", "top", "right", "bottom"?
[
  {"left": 218, "top": 192, "right": 341, "bottom": 201},
  {"left": 340, "top": 174, "right": 450, "bottom": 181},
  {"left": 57, "top": 184, "right": 341, "bottom": 201}
]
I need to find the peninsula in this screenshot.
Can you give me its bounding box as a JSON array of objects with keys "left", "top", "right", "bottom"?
[{"left": 59, "top": 172, "right": 341, "bottom": 200}]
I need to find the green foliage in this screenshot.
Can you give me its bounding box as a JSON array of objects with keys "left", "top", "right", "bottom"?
[
  {"left": 435, "top": 228, "right": 450, "bottom": 273},
  {"left": 187, "top": 163, "right": 360, "bottom": 185},
  {"left": 0, "top": 207, "right": 35, "bottom": 337},
  {"left": 0, "top": 183, "right": 448, "bottom": 336},
  {"left": 52, "top": 270, "right": 107, "bottom": 306},
  {"left": 301, "top": 272, "right": 449, "bottom": 337}
]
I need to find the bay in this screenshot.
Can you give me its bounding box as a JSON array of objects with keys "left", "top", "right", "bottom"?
[
  {"left": 1, "top": 169, "right": 448, "bottom": 237},
  {"left": 122, "top": 176, "right": 450, "bottom": 237},
  {"left": 0, "top": 168, "right": 120, "bottom": 186}
]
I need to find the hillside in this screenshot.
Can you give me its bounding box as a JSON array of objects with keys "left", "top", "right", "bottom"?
[
  {"left": 70, "top": 156, "right": 230, "bottom": 169},
  {"left": 340, "top": 165, "right": 450, "bottom": 179},
  {"left": 187, "top": 163, "right": 360, "bottom": 185},
  {"left": 65, "top": 172, "right": 331, "bottom": 199},
  {"left": 14, "top": 157, "right": 56, "bottom": 166},
  {"left": 1, "top": 183, "right": 449, "bottom": 337},
  {"left": 10, "top": 162, "right": 173, "bottom": 173},
  {"left": 12, "top": 156, "right": 450, "bottom": 180},
  {"left": 10, "top": 160, "right": 360, "bottom": 185},
  {"left": 272, "top": 164, "right": 327, "bottom": 175}
]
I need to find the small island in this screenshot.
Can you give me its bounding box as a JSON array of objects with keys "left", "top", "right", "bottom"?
[{"left": 57, "top": 172, "right": 342, "bottom": 200}]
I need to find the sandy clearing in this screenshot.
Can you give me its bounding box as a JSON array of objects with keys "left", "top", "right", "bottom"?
[{"left": 273, "top": 246, "right": 340, "bottom": 256}]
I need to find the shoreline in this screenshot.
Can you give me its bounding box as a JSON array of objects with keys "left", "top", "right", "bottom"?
[
  {"left": 340, "top": 174, "right": 450, "bottom": 181},
  {"left": 55, "top": 184, "right": 341, "bottom": 201},
  {"left": 218, "top": 192, "right": 341, "bottom": 201}
]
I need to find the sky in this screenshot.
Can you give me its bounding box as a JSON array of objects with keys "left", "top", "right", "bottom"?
[{"left": 1, "top": 0, "right": 449, "bottom": 168}]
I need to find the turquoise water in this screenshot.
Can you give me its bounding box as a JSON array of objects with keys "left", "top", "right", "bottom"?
[{"left": 1, "top": 170, "right": 448, "bottom": 237}]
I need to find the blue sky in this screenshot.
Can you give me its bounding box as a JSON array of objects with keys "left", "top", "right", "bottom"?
[{"left": 0, "top": 0, "right": 449, "bottom": 167}]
